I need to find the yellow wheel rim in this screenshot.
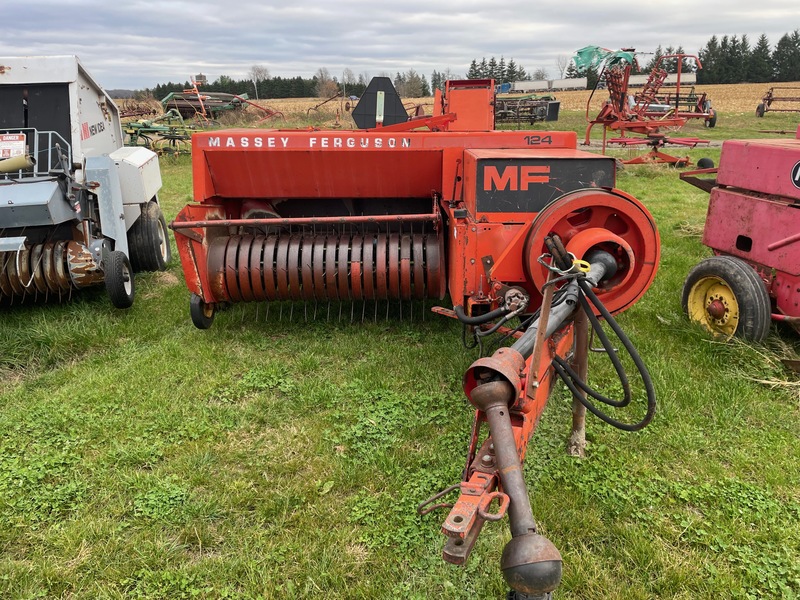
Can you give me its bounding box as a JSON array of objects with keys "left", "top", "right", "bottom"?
[{"left": 687, "top": 276, "right": 740, "bottom": 339}]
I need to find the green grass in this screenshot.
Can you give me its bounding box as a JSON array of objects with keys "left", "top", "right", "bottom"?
[{"left": 1, "top": 114, "right": 799, "bottom": 599}]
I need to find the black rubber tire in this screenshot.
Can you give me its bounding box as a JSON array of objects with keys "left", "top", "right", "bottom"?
[
  {"left": 105, "top": 250, "right": 135, "bottom": 309},
  {"left": 755, "top": 103, "right": 765, "bottom": 117},
  {"left": 682, "top": 256, "right": 771, "bottom": 342},
  {"left": 704, "top": 109, "right": 717, "bottom": 128},
  {"left": 190, "top": 293, "right": 215, "bottom": 329},
  {"left": 697, "top": 157, "right": 715, "bottom": 169},
  {"left": 507, "top": 591, "right": 553, "bottom": 600},
  {"left": 128, "top": 201, "right": 171, "bottom": 272}
]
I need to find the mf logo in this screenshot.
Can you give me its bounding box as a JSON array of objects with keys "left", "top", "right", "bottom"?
[
  {"left": 483, "top": 165, "right": 551, "bottom": 191},
  {"left": 792, "top": 161, "right": 800, "bottom": 189}
]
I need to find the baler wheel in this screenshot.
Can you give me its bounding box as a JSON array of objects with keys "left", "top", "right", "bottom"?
[
  {"left": 682, "top": 256, "right": 771, "bottom": 342},
  {"left": 128, "top": 201, "right": 171, "bottom": 272},
  {"left": 104, "top": 250, "right": 135, "bottom": 309},
  {"left": 190, "top": 293, "right": 215, "bottom": 329}
]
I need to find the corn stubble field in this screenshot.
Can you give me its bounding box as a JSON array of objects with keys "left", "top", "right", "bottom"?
[{"left": 1, "top": 82, "right": 799, "bottom": 599}]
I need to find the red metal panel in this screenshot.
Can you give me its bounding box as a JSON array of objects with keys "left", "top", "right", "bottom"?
[
  {"left": 716, "top": 138, "right": 800, "bottom": 201},
  {"left": 191, "top": 130, "right": 578, "bottom": 202},
  {"left": 703, "top": 188, "right": 800, "bottom": 276}
]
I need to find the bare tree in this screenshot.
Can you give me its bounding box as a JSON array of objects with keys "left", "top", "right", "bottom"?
[
  {"left": 314, "top": 67, "right": 339, "bottom": 98},
  {"left": 442, "top": 67, "right": 461, "bottom": 81},
  {"left": 342, "top": 68, "right": 356, "bottom": 95},
  {"left": 248, "top": 64, "right": 270, "bottom": 99},
  {"left": 555, "top": 55, "right": 568, "bottom": 79},
  {"left": 532, "top": 67, "right": 549, "bottom": 81}
]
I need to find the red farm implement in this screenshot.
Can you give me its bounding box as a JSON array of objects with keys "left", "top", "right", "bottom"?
[
  {"left": 756, "top": 86, "right": 800, "bottom": 117},
  {"left": 681, "top": 125, "right": 800, "bottom": 341},
  {"left": 170, "top": 77, "right": 661, "bottom": 598},
  {"left": 580, "top": 48, "right": 712, "bottom": 165}
]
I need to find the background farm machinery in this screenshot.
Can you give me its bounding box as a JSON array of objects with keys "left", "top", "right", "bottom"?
[
  {"left": 680, "top": 126, "right": 800, "bottom": 342},
  {"left": 494, "top": 93, "right": 561, "bottom": 126},
  {"left": 756, "top": 86, "right": 800, "bottom": 117},
  {"left": 170, "top": 77, "right": 660, "bottom": 597},
  {"left": 123, "top": 109, "right": 193, "bottom": 155},
  {"left": 576, "top": 47, "right": 715, "bottom": 165},
  {"left": 0, "top": 55, "right": 170, "bottom": 308}
]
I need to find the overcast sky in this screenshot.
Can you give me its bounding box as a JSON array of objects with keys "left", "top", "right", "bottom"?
[{"left": 1, "top": 1, "right": 798, "bottom": 90}]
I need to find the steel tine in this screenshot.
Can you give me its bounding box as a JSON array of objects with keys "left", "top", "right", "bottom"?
[
  {"left": 313, "top": 300, "right": 318, "bottom": 321},
  {"left": 361, "top": 299, "right": 366, "bottom": 323},
  {"left": 279, "top": 301, "right": 283, "bottom": 322},
  {"left": 290, "top": 302, "right": 294, "bottom": 322},
  {"left": 327, "top": 300, "right": 331, "bottom": 322}
]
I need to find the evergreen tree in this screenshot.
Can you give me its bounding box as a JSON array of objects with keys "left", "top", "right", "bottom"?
[
  {"left": 487, "top": 57, "right": 498, "bottom": 81},
  {"left": 498, "top": 56, "right": 506, "bottom": 83},
  {"left": 466, "top": 60, "right": 480, "bottom": 79},
  {"left": 644, "top": 45, "right": 664, "bottom": 72},
  {"left": 431, "top": 70, "right": 442, "bottom": 91},
  {"left": 421, "top": 75, "right": 431, "bottom": 97},
  {"left": 505, "top": 59, "right": 519, "bottom": 82},
  {"left": 564, "top": 62, "right": 580, "bottom": 78},
  {"left": 698, "top": 35, "right": 721, "bottom": 83},
  {"left": 479, "top": 58, "right": 488, "bottom": 78},
  {"left": 772, "top": 30, "right": 800, "bottom": 81},
  {"left": 748, "top": 34, "right": 773, "bottom": 82},
  {"left": 516, "top": 64, "right": 527, "bottom": 81}
]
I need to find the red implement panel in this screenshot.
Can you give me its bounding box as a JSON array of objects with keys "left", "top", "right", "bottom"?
[
  {"left": 191, "top": 130, "right": 578, "bottom": 203},
  {"left": 704, "top": 188, "right": 800, "bottom": 276},
  {"left": 716, "top": 138, "right": 800, "bottom": 201}
]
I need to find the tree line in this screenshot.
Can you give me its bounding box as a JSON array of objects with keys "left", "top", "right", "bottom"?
[
  {"left": 696, "top": 30, "right": 800, "bottom": 83},
  {"left": 144, "top": 28, "right": 800, "bottom": 101}
]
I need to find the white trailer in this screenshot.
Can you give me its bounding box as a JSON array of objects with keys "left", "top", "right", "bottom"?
[
  {"left": 511, "top": 79, "right": 550, "bottom": 93},
  {"left": 549, "top": 78, "right": 587, "bottom": 91}
]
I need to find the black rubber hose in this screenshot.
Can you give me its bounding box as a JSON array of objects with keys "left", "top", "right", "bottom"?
[
  {"left": 454, "top": 304, "right": 508, "bottom": 325},
  {"left": 552, "top": 277, "right": 656, "bottom": 432}
]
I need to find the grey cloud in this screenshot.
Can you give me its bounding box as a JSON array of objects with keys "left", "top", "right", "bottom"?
[{"left": 0, "top": 0, "right": 796, "bottom": 89}]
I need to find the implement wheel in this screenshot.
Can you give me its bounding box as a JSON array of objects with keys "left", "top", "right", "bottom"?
[
  {"left": 128, "top": 201, "right": 171, "bottom": 272},
  {"left": 105, "top": 250, "right": 135, "bottom": 309},
  {"left": 190, "top": 293, "right": 215, "bottom": 329},
  {"left": 755, "top": 103, "right": 766, "bottom": 117},
  {"left": 704, "top": 109, "right": 717, "bottom": 128},
  {"left": 682, "top": 256, "right": 771, "bottom": 341}
]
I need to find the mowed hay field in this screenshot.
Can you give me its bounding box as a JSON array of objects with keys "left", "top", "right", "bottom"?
[{"left": 1, "top": 81, "right": 799, "bottom": 599}]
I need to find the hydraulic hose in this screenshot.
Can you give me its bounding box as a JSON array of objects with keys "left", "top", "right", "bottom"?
[
  {"left": 552, "top": 277, "right": 656, "bottom": 432},
  {"left": 454, "top": 304, "right": 509, "bottom": 325}
]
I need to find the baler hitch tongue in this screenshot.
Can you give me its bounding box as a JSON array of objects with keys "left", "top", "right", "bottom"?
[{"left": 423, "top": 238, "right": 657, "bottom": 597}]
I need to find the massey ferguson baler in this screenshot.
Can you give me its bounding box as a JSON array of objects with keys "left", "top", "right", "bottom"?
[{"left": 171, "top": 79, "right": 660, "bottom": 598}]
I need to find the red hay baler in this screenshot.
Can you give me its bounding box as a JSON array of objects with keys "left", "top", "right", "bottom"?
[
  {"left": 171, "top": 78, "right": 661, "bottom": 597},
  {"left": 681, "top": 125, "right": 800, "bottom": 341}
]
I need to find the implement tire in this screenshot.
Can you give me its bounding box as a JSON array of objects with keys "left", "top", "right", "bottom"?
[
  {"left": 128, "top": 201, "right": 171, "bottom": 272},
  {"left": 682, "top": 256, "right": 771, "bottom": 342}
]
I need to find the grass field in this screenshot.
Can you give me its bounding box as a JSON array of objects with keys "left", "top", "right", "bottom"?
[{"left": 1, "top": 89, "right": 800, "bottom": 599}]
